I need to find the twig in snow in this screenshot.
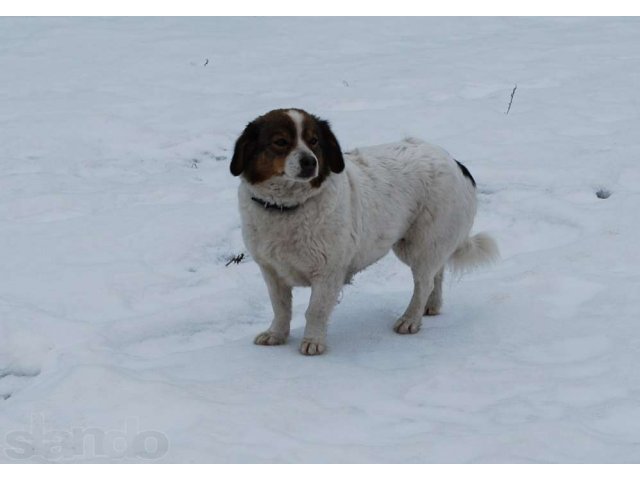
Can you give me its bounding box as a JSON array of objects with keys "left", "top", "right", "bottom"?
[
  {"left": 505, "top": 84, "right": 517, "bottom": 115},
  {"left": 225, "top": 253, "right": 245, "bottom": 267}
]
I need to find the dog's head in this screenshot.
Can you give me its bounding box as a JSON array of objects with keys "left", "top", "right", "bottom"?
[{"left": 230, "top": 109, "right": 344, "bottom": 187}]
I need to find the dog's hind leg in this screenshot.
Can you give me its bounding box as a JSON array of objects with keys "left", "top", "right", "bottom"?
[
  {"left": 393, "top": 264, "right": 437, "bottom": 334},
  {"left": 392, "top": 216, "right": 450, "bottom": 334},
  {"left": 424, "top": 267, "right": 444, "bottom": 316}
]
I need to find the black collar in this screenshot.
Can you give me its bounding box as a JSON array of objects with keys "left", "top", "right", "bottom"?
[{"left": 251, "top": 196, "right": 300, "bottom": 212}]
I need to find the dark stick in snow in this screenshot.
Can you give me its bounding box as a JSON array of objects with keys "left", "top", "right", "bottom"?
[
  {"left": 225, "top": 253, "right": 245, "bottom": 267},
  {"left": 506, "top": 84, "right": 517, "bottom": 115}
]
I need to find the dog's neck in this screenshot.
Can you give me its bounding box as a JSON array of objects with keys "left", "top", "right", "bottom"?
[
  {"left": 243, "top": 176, "right": 327, "bottom": 211},
  {"left": 250, "top": 196, "right": 300, "bottom": 212}
]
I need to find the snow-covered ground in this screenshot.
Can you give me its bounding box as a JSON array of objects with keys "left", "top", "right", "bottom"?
[{"left": 1, "top": 17, "right": 640, "bottom": 463}]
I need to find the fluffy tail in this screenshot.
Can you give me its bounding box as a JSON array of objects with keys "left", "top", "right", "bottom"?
[{"left": 449, "top": 232, "right": 500, "bottom": 275}]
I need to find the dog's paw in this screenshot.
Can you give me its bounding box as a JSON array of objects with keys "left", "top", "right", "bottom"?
[
  {"left": 393, "top": 317, "right": 422, "bottom": 334},
  {"left": 254, "top": 330, "right": 288, "bottom": 346},
  {"left": 424, "top": 305, "right": 441, "bottom": 316},
  {"left": 299, "top": 338, "right": 326, "bottom": 356}
]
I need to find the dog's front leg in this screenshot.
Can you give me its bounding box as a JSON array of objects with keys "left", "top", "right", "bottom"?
[
  {"left": 254, "top": 265, "right": 292, "bottom": 346},
  {"left": 300, "top": 273, "right": 343, "bottom": 356}
]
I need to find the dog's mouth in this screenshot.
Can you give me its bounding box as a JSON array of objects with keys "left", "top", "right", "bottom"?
[{"left": 297, "top": 167, "right": 318, "bottom": 180}]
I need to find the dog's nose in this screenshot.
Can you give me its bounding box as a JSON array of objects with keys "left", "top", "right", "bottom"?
[
  {"left": 298, "top": 154, "right": 317, "bottom": 178},
  {"left": 299, "top": 154, "right": 317, "bottom": 171}
]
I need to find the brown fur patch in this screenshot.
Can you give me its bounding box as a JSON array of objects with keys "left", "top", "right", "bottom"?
[
  {"left": 233, "top": 110, "right": 297, "bottom": 184},
  {"left": 295, "top": 110, "right": 344, "bottom": 188},
  {"left": 244, "top": 150, "right": 288, "bottom": 184},
  {"left": 298, "top": 113, "right": 327, "bottom": 188}
]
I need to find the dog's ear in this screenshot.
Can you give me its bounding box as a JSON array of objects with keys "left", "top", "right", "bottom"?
[
  {"left": 230, "top": 121, "right": 259, "bottom": 176},
  {"left": 317, "top": 119, "right": 344, "bottom": 173}
]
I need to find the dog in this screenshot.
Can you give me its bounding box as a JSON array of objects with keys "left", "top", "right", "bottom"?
[{"left": 230, "top": 108, "right": 498, "bottom": 355}]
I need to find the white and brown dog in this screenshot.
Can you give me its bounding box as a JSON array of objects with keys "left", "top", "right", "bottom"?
[{"left": 231, "top": 108, "right": 498, "bottom": 355}]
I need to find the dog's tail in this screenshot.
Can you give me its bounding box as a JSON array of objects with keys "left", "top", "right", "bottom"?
[{"left": 449, "top": 232, "right": 500, "bottom": 275}]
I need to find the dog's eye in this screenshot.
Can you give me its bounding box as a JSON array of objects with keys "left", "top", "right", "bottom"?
[
  {"left": 273, "top": 138, "right": 289, "bottom": 147},
  {"left": 309, "top": 137, "right": 319, "bottom": 146}
]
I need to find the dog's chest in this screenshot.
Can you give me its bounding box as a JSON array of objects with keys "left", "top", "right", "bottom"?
[{"left": 241, "top": 209, "right": 339, "bottom": 286}]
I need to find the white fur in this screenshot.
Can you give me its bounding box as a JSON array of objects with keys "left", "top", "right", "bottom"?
[
  {"left": 282, "top": 109, "right": 318, "bottom": 180},
  {"left": 237, "top": 136, "right": 498, "bottom": 355},
  {"left": 449, "top": 232, "right": 500, "bottom": 276}
]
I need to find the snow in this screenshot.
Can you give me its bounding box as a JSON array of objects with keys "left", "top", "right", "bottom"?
[{"left": 1, "top": 17, "right": 640, "bottom": 463}]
